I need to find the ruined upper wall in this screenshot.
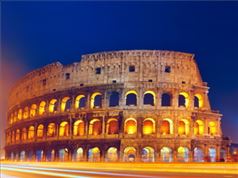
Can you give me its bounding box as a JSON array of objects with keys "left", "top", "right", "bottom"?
[{"left": 8, "top": 50, "right": 206, "bottom": 109}]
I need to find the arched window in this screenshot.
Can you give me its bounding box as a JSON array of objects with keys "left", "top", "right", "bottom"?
[
  {"left": 47, "top": 123, "right": 56, "bottom": 137},
  {"left": 75, "top": 95, "right": 86, "bottom": 109},
  {"left": 125, "top": 91, "right": 137, "bottom": 106},
  {"left": 23, "top": 107, "right": 29, "bottom": 119},
  {"left": 106, "top": 119, "right": 118, "bottom": 134},
  {"left": 28, "top": 126, "right": 35, "bottom": 139},
  {"left": 194, "top": 94, "right": 203, "bottom": 108},
  {"left": 11, "top": 131, "right": 15, "bottom": 143},
  {"left": 20, "top": 151, "right": 26, "bottom": 161},
  {"left": 209, "top": 148, "right": 216, "bottom": 162},
  {"left": 61, "top": 97, "right": 71, "bottom": 112},
  {"left": 15, "top": 129, "right": 20, "bottom": 141},
  {"left": 89, "top": 119, "right": 102, "bottom": 135},
  {"left": 161, "top": 93, "right": 172, "bottom": 106},
  {"left": 123, "top": 147, "right": 136, "bottom": 162},
  {"left": 143, "top": 91, "right": 155, "bottom": 106},
  {"left": 46, "top": 149, "right": 55, "bottom": 162},
  {"left": 49, "top": 99, "right": 58, "bottom": 113},
  {"left": 21, "top": 128, "right": 27, "bottom": 141},
  {"left": 177, "top": 147, "right": 189, "bottom": 162},
  {"left": 30, "top": 104, "right": 37, "bottom": 117},
  {"left": 141, "top": 147, "right": 155, "bottom": 162},
  {"left": 59, "top": 121, "right": 69, "bottom": 137},
  {"left": 160, "top": 147, "right": 173, "bottom": 162},
  {"left": 88, "top": 147, "right": 100, "bottom": 162},
  {"left": 39, "top": 101, "right": 46, "bottom": 115},
  {"left": 59, "top": 148, "right": 69, "bottom": 161},
  {"left": 194, "top": 120, "right": 204, "bottom": 135},
  {"left": 160, "top": 119, "right": 173, "bottom": 135},
  {"left": 208, "top": 121, "right": 216, "bottom": 136},
  {"left": 109, "top": 91, "right": 119, "bottom": 107},
  {"left": 73, "top": 120, "right": 84, "bottom": 136},
  {"left": 36, "top": 150, "right": 44, "bottom": 162},
  {"left": 142, "top": 118, "right": 155, "bottom": 135},
  {"left": 73, "top": 147, "right": 83, "bottom": 161},
  {"left": 90, "top": 92, "right": 102, "bottom": 108},
  {"left": 124, "top": 118, "right": 137, "bottom": 134},
  {"left": 18, "top": 109, "right": 22, "bottom": 120},
  {"left": 106, "top": 147, "right": 118, "bottom": 162},
  {"left": 178, "top": 92, "right": 189, "bottom": 107},
  {"left": 178, "top": 119, "right": 189, "bottom": 136},
  {"left": 194, "top": 147, "right": 204, "bottom": 162},
  {"left": 37, "top": 124, "right": 44, "bottom": 138}
]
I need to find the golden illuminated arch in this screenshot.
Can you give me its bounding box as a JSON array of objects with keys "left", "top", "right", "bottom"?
[
  {"left": 124, "top": 118, "right": 137, "bottom": 134},
  {"left": 61, "top": 96, "right": 70, "bottom": 112},
  {"left": 17, "top": 109, "right": 22, "bottom": 120},
  {"left": 21, "top": 128, "right": 27, "bottom": 141},
  {"left": 143, "top": 91, "right": 156, "bottom": 106},
  {"left": 47, "top": 123, "right": 56, "bottom": 137},
  {"left": 28, "top": 126, "right": 35, "bottom": 139},
  {"left": 15, "top": 129, "right": 20, "bottom": 141},
  {"left": 161, "top": 118, "right": 173, "bottom": 134},
  {"left": 23, "top": 107, "right": 29, "bottom": 119},
  {"left": 208, "top": 121, "right": 216, "bottom": 135},
  {"left": 106, "top": 147, "right": 118, "bottom": 162},
  {"left": 194, "top": 120, "right": 204, "bottom": 135},
  {"left": 90, "top": 92, "right": 102, "bottom": 109},
  {"left": 88, "top": 147, "right": 100, "bottom": 162},
  {"left": 178, "top": 119, "right": 189, "bottom": 135},
  {"left": 75, "top": 95, "right": 85, "bottom": 109},
  {"left": 143, "top": 118, "right": 155, "bottom": 135},
  {"left": 89, "top": 119, "right": 102, "bottom": 135},
  {"left": 179, "top": 92, "right": 189, "bottom": 107},
  {"left": 123, "top": 147, "right": 136, "bottom": 162},
  {"left": 39, "top": 101, "right": 46, "bottom": 115},
  {"left": 59, "top": 121, "right": 69, "bottom": 137},
  {"left": 49, "top": 99, "right": 57, "bottom": 113},
  {"left": 106, "top": 118, "right": 119, "bottom": 134},
  {"left": 30, "top": 104, "right": 37, "bottom": 117},
  {"left": 73, "top": 120, "right": 84, "bottom": 136},
  {"left": 37, "top": 124, "right": 44, "bottom": 138},
  {"left": 194, "top": 94, "right": 203, "bottom": 108}
]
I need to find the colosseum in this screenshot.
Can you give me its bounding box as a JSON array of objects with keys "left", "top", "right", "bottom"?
[{"left": 5, "top": 50, "right": 230, "bottom": 162}]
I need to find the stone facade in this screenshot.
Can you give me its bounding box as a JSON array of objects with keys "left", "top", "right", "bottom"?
[{"left": 5, "top": 50, "right": 230, "bottom": 162}]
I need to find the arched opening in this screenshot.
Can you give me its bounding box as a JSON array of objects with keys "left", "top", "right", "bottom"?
[
  {"left": 30, "top": 104, "right": 37, "bottom": 117},
  {"left": 220, "top": 148, "right": 226, "bottom": 162},
  {"left": 59, "top": 148, "right": 69, "bottom": 161},
  {"left": 194, "top": 120, "right": 204, "bottom": 135},
  {"left": 209, "top": 148, "right": 216, "bottom": 162},
  {"left": 90, "top": 92, "right": 102, "bottom": 109},
  {"left": 194, "top": 94, "right": 203, "bottom": 108},
  {"left": 141, "top": 147, "right": 155, "bottom": 162},
  {"left": 28, "top": 150, "right": 34, "bottom": 161},
  {"left": 75, "top": 95, "right": 86, "bottom": 109},
  {"left": 177, "top": 147, "right": 189, "bottom": 162},
  {"left": 143, "top": 118, "right": 155, "bottom": 135},
  {"left": 107, "top": 119, "right": 118, "bottom": 134},
  {"left": 208, "top": 121, "right": 216, "bottom": 136},
  {"left": 21, "top": 128, "right": 27, "bottom": 141},
  {"left": 73, "top": 120, "right": 85, "bottom": 136},
  {"left": 11, "top": 131, "right": 15, "bottom": 143},
  {"left": 178, "top": 119, "right": 189, "bottom": 136},
  {"left": 15, "top": 129, "right": 20, "bottom": 142},
  {"left": 89, "top": 119, "right": 102, "bottom": 135},
  {"left": 20, "top": 151, "right": 26, "bottom": 161},
  {"left": 106, "top": 147, "right": 118, "bottom": 162},
  {"left": 126, "top": 90, "right": 137, "bottom": 106},
  {"left": 161, "top": 93, "right": 172, "bottom": 106},
  {"left": 46, "top": 149, "right": 55, "bottom": 161},
  {"left": 59, "top": 121, "right": 69, "bottom": 137},
  {"left": 36, "top": 150, "right": 44, "bottom": 162},
  {"left": 49, "top": 99, "right": 58, "bottom": 113},
  {"left": 23, "top": 107, "right": 29, "bottom": 119},
  {"left": 178, "top": 92, "right": 189, "bottom": 107},
  {"left": 18, "top": 109, "right": 22, "bottom": 120},
  {"left": 61, "top": 97, "right": 71, "bottom": 112},
  {"left": 109, "top": 91, "right": 119, "bottom": 107},
  {"left": 124, "top": 118, "right": 137, "bottom": 134},
  {"left": 47, "top": 123, "right": 56, "bottom": 137},
  {"left": 160, "top": 147, "right": 173, "bottom": 162},
  {"left": 160, "top": 119, "right": 173, "bottom": 135},
  {"left": 194, "top": 147, "right": 204, "bottom": 162},
  {"left": 88, "top": 147, "right": 100, "bottom": 162},
  {"left": 37, "top": 124, "right": 44, "bottom": 138},
  {"left": 28, "top": 126, "right": 35, "bottom": 139},
  {"left": 143, "top": 91, "right": 155, "bottom": 106},
  {"left": 73, "top": 147, "right": 83, "bottom": 161},
  {"left": 39, "top": 101, "right": 46, "bottom": 115},
  {"left": 123, "top": 147, "right": 136, "bottom": 162}
]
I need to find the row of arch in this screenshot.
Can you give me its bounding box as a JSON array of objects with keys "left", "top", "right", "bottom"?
[
  {"left": 6, "top": 118, "right": 218, "bottom": 144},
  {"left": 10, "top": 146, "right": 223, "bottom": 163},
  {"left": 9, "top": 91, "right": 204, "bottom": 125}
]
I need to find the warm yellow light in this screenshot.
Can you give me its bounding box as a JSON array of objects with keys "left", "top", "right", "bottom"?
[
  {"left": 75, "top": 95, "right": 85, "bottom": 109},
  {"left": 90, "top": 92, "right": 102, "bottom": 109},
  {"left": 73, "top": 120, "right": 84, "bottom": 136},
  {"left": 195, "top": 94, "right": 203, "bottom": 108},
  {"left": 179, "top": 92, "right": 189, "bottom": 107},
  {"left": 143, "top": 118, "right": 155, "bottom": 135},
  {"left": 61, "top": 96, "right": 70, "bottom": 112},
  {"left": 209, "top": 121, "right": 216, "bottom": 135},
  {"left": 49, "top": 99, "right": 57, "bottom": 113},
  {"left": 59, "top": 122, "right": 69, "bottom": 137},
  {"left": 125, "top": 118, "right": 137, "bottom": 134},
  {"left": 39, "top": 101, "right": 46, "bottom": 115},
  {"left": 30, "top": 104, "right": 37, "bottom": 117},
  {"left": 28, "top": 126, "right": 35, "bottom": 139}
]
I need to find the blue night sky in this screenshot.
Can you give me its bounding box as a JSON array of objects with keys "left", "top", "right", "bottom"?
[{"left": 1, "top": 2, "right": 238, "bottom": 147}]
